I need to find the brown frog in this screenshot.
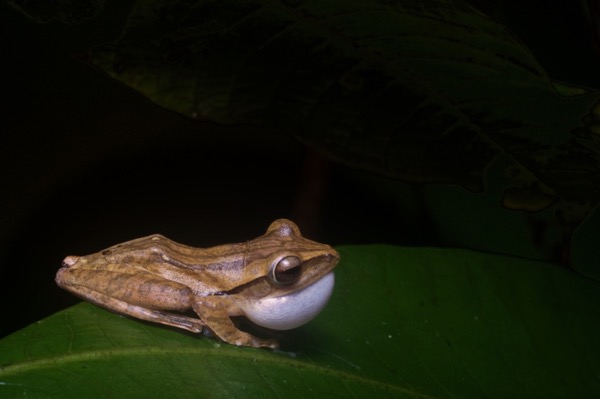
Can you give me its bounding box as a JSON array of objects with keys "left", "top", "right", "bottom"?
[{"left": 55, "top": 219, "right": 339, "bottom": 348}]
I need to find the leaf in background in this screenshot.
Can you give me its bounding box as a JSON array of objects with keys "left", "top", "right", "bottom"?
[
  {"left": 6, "top": 0, "right": 105, "bottom": 24},
  {"left": 7, "top": 0, "right": 600, "bottom": 262},
  {"left": 89, "top": 0, "right": 600, "bottom": 201},
  {"left": 1, "top": 245, "right": 599, "bottom": 398}
]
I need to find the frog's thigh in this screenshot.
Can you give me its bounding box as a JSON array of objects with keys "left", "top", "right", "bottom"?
[
  {"left": 57, "top": 268, "right": 193, "bottom": 310},
  {"left": 56, "top": 268, "right": 204, "bottom": 333},
  {"left": 69, "top": 285, "right": 204, "bottom": 332}
]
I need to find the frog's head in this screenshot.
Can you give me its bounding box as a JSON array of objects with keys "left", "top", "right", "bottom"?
[{"left": 233, "top": 219, "right": 339, "bottom": 330}]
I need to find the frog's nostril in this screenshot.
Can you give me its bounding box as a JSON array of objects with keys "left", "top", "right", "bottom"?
[{"left": 62, "top": 255, "right": 80, "bottom": 267}]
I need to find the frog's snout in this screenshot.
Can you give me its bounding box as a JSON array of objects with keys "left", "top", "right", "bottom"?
[
  {"left": 326, "top": 249, "right": 340, "bottom": 263},
  {"left": 62, "top": 255, "right": 80, "bottom": 268}
]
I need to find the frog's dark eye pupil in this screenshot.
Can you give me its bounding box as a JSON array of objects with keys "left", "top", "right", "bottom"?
[{"left": 271, "top": 256, "right": 302, "bottom": 285}]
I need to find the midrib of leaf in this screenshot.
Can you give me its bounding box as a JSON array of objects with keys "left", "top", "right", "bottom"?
[{"left": 0, "top": 346, "right": 434, "bottom": 399}]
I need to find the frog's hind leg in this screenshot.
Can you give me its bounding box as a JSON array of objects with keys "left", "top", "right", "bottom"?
[{"left": 56, "top": 268, "right": 205, "bottom": 333}]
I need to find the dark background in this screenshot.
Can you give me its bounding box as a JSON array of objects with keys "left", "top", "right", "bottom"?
[{"left": 2, "top": 0, "right": 599, "bottom": 338}]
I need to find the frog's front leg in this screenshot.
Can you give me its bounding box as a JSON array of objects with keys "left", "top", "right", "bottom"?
[
  {"left": 56, "top": 268, "right": 205, "bottom": 333},
  {"left": 192, "top": 296, "right": 278, "bottom": 349}
]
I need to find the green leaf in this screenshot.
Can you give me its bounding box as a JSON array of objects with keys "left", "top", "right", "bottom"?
[{"left": 1, "top": 245, "right": 599, "bottom": 398}]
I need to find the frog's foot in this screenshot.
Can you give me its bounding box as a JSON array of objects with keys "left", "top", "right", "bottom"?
[{"left": 211, "top": 327, "right": 279, "bottom": 349}]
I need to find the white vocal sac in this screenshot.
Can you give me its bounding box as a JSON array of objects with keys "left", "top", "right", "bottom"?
[{"left": 241, "top": 272, "right": 335, "bottom": 330}]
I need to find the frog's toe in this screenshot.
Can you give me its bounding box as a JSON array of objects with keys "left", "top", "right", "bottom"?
[
  {"left": 257, "top": 337, "right": 279, "bottom": 349},
  {"left": 235, "top": 334, "right": 279, "bottom": 349}
]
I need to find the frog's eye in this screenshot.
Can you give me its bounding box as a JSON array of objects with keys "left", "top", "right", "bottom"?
[{"left": 270, "top": 256, "right": 302, "bottom": 285}]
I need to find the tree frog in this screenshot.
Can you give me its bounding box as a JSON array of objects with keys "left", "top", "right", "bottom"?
[{"left": 55, "top": 219, "right": 339, "bottom": 348}]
